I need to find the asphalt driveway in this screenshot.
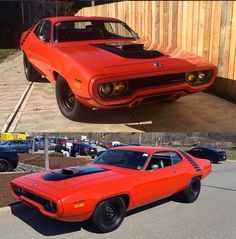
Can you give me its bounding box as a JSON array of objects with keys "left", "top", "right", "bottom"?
[
  {"left": 1, "top": 53, "right": 236, "bottom": 132},
  {"left": 0, "top": 162, "right": 235, "bottom": 239}
]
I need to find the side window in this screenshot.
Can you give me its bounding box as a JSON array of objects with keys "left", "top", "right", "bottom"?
[
  {"left": 170, "top": 151, "right": 182, "bottom": 165},
  {"left": 146, "top": 151, "right": 172, "bottom": 170},
  {"left": 34, "top": 21, "right": 44, "bottom": 37},
  {"left": 34, "top": 20, "right": 51, "bottom": 42},
  {"left": 40, "top": 21, "right": 51, "bottom": 42}
]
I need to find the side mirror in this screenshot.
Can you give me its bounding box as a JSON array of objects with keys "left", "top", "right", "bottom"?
[
  {"left": 39, "top": 35, "right": 49, "bottom": 42},
  {"left": 151, "top": 164, "right": 159, "bottom": 172}
]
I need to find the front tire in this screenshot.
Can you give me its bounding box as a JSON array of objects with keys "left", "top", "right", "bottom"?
[
  {"left": 178, "top": 177, "right": 201, "bottom": 203},
  {"left": 56, "top": 75, "right": 91, "bottom": 121},
  {"left": 0, "top": 159, "right": 11, "bottom": 172},
  {"left": 23, "top": 53, "right": 42, "bottom": 82},
  {"left": 89, "top": 197, "right": 126, "bottom": 233}
]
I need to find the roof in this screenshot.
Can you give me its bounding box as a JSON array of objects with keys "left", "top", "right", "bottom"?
[
  {"left": 44, "top": 16, "right": 120, "bottom": 24},
  {"left": 111, "top": 146, "right": 179, "bottom": 154},
  {"left": 195, "top": 147, "right": 222, "bottom": 152}
]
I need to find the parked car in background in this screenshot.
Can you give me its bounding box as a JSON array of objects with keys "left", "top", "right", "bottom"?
[
  {"left": 0, "top": 148, "right": 18, "bottom": 172},
  {"left": 186, "top": 147, "right": 227, "bottom": 163},
  {"left": 70, "top": 143, "right": 98, "bottom": 158},
  {"left": 0, "top": 140, "right": 38, "bottom": 153},
  {"left": 37, "top": 139, "right": 56, "bottom": 151},
  {"left": 11, "top": 146, "right": 211, "bottom": 232}
]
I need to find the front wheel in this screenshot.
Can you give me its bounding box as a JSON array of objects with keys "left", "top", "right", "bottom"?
[
  {"left": 56, "top": 76, "right": 91, "bottom": 121},
  {"left": 178, "top": 177, "right": 201, "bottom": 203},
  {"left": 23, "top": 53, "right": 42, "bottom": 82},
  {"left": 0, "top": 159, "right": 11, "bottom": 172},
  {"left": 89, "top": 197, "right": 126, "bottom": 233}
]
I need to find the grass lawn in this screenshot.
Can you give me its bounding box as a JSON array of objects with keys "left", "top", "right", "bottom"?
[
  {"left": 177, "top": 146, "right": 236, "bottom": 161},
  {"left": 0, "top": 49, "right": 18, "bottom": 63}
]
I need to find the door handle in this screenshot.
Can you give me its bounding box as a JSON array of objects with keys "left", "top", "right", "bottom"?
[{"left": 172, "top": 170, "right": 177, "bottom": 173}]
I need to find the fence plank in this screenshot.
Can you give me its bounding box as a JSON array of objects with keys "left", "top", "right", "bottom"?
[{"left": 77, "top": 1, "right": 236, "bottom": 80}]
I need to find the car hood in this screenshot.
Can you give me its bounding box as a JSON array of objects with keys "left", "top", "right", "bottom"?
[
  {"left": 11, "top": 165, "right": 130, "bottom": 198},
  {"left": 54, "top": 41, "right": 213, "bottom": 76}
]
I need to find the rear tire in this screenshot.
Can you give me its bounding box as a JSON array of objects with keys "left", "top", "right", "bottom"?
[
  {"left": 0, "top": 159, "right": 11, "bottom": 172},
  {"left": 89, "top": 197, "right": 126, "bottom": 233},
  {"left": 23, "top": 53, "right": 42, "bottom": 82},
  {"left": 56, "top": 75, "right": 91, "bottom": 121},
  {"left": 178, "top": 177, "right": 201, "bottom": 203}
]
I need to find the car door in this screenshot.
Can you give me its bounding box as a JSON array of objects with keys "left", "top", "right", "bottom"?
[
  {"left": 131, "top": 151, "right": 186, "bottom": 207},
  {"left": 27, "top": 20, "right": 52, "bottom": 78}
]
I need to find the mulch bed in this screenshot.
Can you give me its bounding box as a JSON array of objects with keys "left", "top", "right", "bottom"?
[
  {"left": 0, "top": 172, "right": 30, "bottom": 207},
  {"left": 19, "top": 153, "right": 92, "bottom": 169},
  {"left": 0, "top": 154, "right": 92, "bottom": 208}
]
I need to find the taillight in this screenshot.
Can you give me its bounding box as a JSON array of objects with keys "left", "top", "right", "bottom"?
[{"left": 84, "top": 148, "right": 90, "bottom": 153}]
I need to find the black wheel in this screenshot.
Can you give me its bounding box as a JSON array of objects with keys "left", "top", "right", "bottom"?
[
  {"left": 89, "top": 197, "right": 126, "bottom": 233},
  {"left": 23, "top": 53, "right": 42, "bottom": 82},
  {"left": 212, "top": 157, "right": 219, "bottom": 164},
  {"left": 0, "top": 159, "right": 11, "bottom": 172},
  {"left": 27, "top": 148, "right": 32, "bottom": 154},
  {"left": 178, "top": 177, "right": 201, "bottom": 203},
  {"left": 56, "top": 75, "right": 91, "bottom": 121}
]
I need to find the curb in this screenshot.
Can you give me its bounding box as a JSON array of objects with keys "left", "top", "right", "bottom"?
[{"left": 226, "top": 160, "right": 236, "bottom": 163}]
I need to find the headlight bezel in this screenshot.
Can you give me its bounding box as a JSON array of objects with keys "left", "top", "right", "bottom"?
[
  {"left": 98, "top": 80, "right": 129, "bottom": 98},
  {"left": 185, "top": 70, "right": 212, "bottom": 86}
]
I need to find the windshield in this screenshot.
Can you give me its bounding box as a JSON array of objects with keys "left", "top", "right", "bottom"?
[
  {"left": 54, "top": 20, "right": 137, "bottom": 42},
  {"left": 94, "top": 150, "right": 149, "bottom": 170},
  {"left": 0, "top": 141, "right": 8, "bottom": 145}
]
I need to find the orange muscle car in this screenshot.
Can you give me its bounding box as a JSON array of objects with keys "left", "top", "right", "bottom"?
[
  {"left": 20, "top": 16, "right": 217, "bottom": 121},
  {"left": 11, "top": 146, "right": 211, "bottom": 233}
]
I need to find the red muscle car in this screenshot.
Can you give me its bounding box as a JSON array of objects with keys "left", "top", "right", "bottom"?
[
  {"left": 11, "top": 146, "right": 211, "bottom": 233},
  {"left": 20, "top": 16, "right": 217, "bottom": 121}
]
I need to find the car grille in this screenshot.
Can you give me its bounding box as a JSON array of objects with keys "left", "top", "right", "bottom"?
[
  {"left": 12, "top": 185, "right": 57, "bottom": 213},
  {"left": 128, "top": 73, "right": 186, "bottom": 91}
]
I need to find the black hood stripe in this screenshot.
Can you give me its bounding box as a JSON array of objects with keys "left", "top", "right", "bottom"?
[
  {"left": 92, "top": 43, "right": 164, "bottom": 59},
  {"left": 42, "top": 166, "right": 109, "bottom": 181}
]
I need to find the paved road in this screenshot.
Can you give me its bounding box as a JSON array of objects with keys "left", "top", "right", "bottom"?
[
  {"left": 0, "top": 162, "right": 235, "bottom": 239},
  {"left": 1, "top": 53, "right": 236, "bottom": 132}
]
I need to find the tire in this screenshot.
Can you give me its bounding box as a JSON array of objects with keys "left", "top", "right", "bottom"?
[
  {"left": 27, "top": 148, "right": 32, "bottom": 154},
  {"left": 23, "top": 53, "right": 42, "bottom": 82},
  {"left": 0, "top": 159, "right": 11, "bottom": 172},
  {"left": 89, "top": 197, "right": 126, "bottom": 233},
  {"left": 212, "top": 157, "right": 219, "bottom": 164},
  {"left": 178, "top": 177, "right": 201, "bottom": 203},
  {"left": 56, "top": 75, "right": 91, "bottom": 121}
]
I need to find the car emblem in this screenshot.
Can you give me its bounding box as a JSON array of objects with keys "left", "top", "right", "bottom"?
[
  {"left": 154, "top": 62, "right": 163, "bottom": 67},
  {"left": 32, "top": 182, "right": 38, "bottom": 187}
]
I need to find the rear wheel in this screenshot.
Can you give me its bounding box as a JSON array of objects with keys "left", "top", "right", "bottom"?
[
  {"left": 178, "top": 177, "right": 201, "bottom": 203},
  {"left": 56, "top": 75, "right": 91, "bottom": 121},
  {"left": 89, "top": 197, "right": 126, "bottom": 233},
  {"left": 23, "top": 53, "right": 42, "bottom": 82},
  {"left": 0, "top": 159, "right": 11, "bottom": 172}
]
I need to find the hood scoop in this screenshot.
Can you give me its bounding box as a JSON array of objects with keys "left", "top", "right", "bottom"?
[
  {"left": 92, "top": 42, "right": 164, "bottom": 59},
  {"left": 42, "top": 166, "right": 109, "bottom": 181}
]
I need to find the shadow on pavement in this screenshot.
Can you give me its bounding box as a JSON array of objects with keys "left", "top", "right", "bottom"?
[
  {"left": 11, "top": 204, "right": 82, "bottom": 236},
  {"left": 10, "top": 198, "right": 175, "bottom": 236}
]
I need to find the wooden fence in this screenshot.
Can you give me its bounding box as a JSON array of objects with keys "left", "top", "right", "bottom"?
[{"left": 77, "top": 1, "right": 236, "bottom": 81}]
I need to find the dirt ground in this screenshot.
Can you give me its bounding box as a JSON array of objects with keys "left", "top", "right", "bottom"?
[
  {"left": 19, "top": 153, "right": 92, "bottom": 169},
  {"left": 0, "top": 154, "right": 92, "bottom": 208}
]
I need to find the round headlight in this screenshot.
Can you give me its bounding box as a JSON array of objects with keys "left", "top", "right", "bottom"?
[
  {"left": 98, "top": 83, "right": 113, "bottom": 97},
  {"left": 113, "top": 81, "right": 128, "bottom": 94},
  {"left": 186, "top": 72, "right": 198, "bottom": 84},
  {"left": 198, "top": 72, "right": 206, "bottom": 81}
]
